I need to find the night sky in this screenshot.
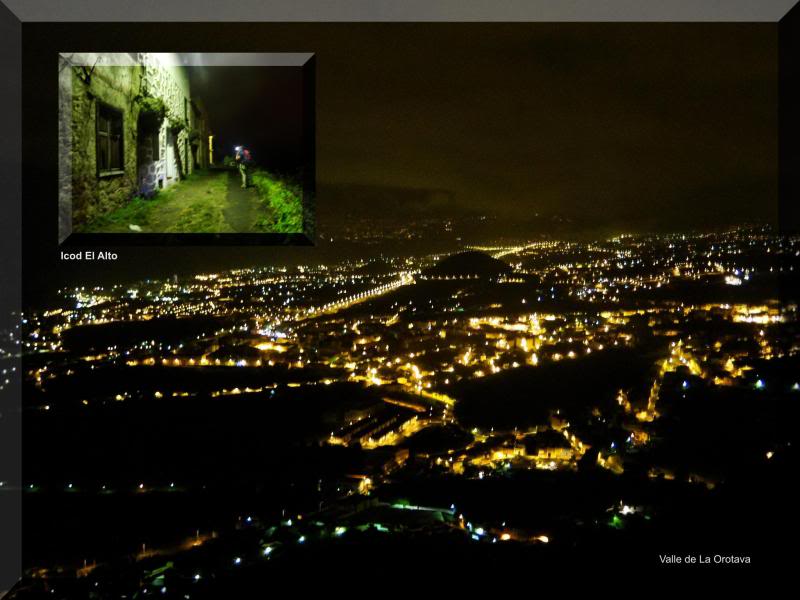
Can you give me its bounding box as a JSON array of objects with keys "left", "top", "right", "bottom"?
[
  {"left": 188, "top": 66, "right": 304, "bottom": 173},
  {"left": 299, "top": 23, "right": 775, "bottom": 229},
  {"left": 185, "top": 24, "right": 776, "bottom": 230}
]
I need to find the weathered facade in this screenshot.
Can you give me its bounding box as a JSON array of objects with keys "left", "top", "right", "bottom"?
[{"left": 58, "top": 53, "right": 210, "bottom": 232}]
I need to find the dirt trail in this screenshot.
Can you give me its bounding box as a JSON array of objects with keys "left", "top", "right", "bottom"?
[{"left": 223, "top": 170, "right": 266, "bottom": 232}]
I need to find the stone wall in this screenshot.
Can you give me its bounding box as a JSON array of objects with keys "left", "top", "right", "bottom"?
[
  {"left": 137, "top": 53, "right": 194, "bottom": 195},
  {"left": 61, "top": 53, "right": 204, "bottom": 230},
  {"left": 68, "top": 63, "right": 142, "bottom": 227}
]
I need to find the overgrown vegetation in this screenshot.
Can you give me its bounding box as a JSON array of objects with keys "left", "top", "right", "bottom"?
[
  {"left": 78, "top": 169, "right": 231, "bottom": 233},
  {"left": 187, "top": 128, "right": 202, "bottom": 143},
  {"left": 77, "top": 169, "right": 305, "bottom": 234},
  {"left": 168, "top": 115, "right": 186, "bottom": 133},
  {"left": 251, "top": 169, "right": 304, "bottom": 233},
  {"left": 135, "top": 95, "right": 167, "bottom": 130},
  {"left": 78, "top": 195, "right": 159, "bottom": 232}
]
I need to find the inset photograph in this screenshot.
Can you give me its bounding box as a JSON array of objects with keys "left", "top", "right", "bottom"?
[{"left": 58, "top": 52, "right": 315, "bottom": 244}]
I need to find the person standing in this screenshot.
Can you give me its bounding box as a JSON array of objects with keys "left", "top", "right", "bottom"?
[{"left": 235, "top": 146, "right": 253, "bottom": 188}]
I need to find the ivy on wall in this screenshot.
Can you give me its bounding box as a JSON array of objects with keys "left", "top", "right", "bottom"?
[
  {"left": 135, "top": 95, "right": 167, "bottom": 130},
  {"left": 168, "top": 115, "right": 186, "bottom": 134}
]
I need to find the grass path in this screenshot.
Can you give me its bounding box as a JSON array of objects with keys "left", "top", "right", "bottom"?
[
  {"left": 79, "top": 169, "right": 279, "bottom": 234},
  {"left": 222, "top": 171, "right": 269, "bottom": 232}
]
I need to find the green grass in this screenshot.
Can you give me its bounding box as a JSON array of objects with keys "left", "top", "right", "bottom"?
[
  {"left": 78, "top": 195, "right": 161, "bottom": 232},
  {"left": 79, "top": 170, "right": 232, "bottom": 233},
  {"left": 251, "top": 170, "right": 304, "bottom": 233},
  {"left": 78, "top": 168, "right": 304, "bottom": 234}
]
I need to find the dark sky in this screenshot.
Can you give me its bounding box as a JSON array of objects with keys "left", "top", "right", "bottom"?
[
  {"left": 188, "top": 66, "right": 304, "bottom": 172},
  {"left": 317, "top": 24, "right": 777, "bottom": 229},
  {"left": 186, "top": 24, "right": 776, "bottom": 230}
]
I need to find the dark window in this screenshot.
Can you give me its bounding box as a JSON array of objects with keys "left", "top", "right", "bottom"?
[
  {"left": 97, "top": 103, "right": 124, "bottom": 174},
  {"left": 152, "top": 131, "right": 159, "bottom": 161}
]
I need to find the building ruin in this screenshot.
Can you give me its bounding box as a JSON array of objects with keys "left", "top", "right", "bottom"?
[{"left": 58, "top": 53, "right": 211, "bottom": 236}]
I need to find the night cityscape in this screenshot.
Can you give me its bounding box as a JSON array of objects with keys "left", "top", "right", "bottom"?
[{"left": 4, "top": 222, "right": 798, "bottom": 594}]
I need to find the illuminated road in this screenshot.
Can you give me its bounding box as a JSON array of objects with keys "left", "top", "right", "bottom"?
[{"left": 294, "top": 272, "right": 417, "bottom": 320}]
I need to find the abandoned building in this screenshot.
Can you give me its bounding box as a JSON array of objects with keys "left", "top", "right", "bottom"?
[{"left": 58, "top": 53, "right": 211, "bottom": 233}]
